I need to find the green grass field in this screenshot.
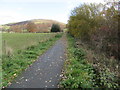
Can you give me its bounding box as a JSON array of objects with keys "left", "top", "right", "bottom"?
[
  {"left": 2, "top": 33, "right": 57, "bottom": 55},
  {"left": 2, "top": 33, "right": 62, "bottom": 88}
]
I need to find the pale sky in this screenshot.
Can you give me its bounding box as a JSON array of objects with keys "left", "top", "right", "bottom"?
[{"left": 0, "top": 0, "right": 105, "bottom": 25}]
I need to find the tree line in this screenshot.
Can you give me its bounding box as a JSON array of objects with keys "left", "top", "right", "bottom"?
[
  {"left": 2, "top": 22, "right": 62, "bottom": 33},
  {"left": 67, "top": 0, "right": 119, "bottom": 60}
]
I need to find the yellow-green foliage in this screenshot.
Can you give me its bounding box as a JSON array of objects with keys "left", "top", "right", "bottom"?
[
  {"left": 1, "top": 25, "right": 10, "bottom": 32},
  {"left": 68, "top": 2, "right": 119, "bottom": 59},
  {"left": 68, "top": 3, "right": 102, "bottom": 39}
]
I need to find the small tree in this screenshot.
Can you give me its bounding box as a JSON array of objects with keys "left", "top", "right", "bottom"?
[
  {"left": 10, "top": 25, "right": 22, "bottom": 33},
  {"left": 51, "top": 24, "right": 61, "bottom": 32},
  {"left": 27, "top": 22, "right": 37, "bottom": 33}
]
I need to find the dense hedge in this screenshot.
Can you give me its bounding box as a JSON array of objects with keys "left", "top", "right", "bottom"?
[{"left": 67, "top": 2, "right": 119, "bottom": 60}]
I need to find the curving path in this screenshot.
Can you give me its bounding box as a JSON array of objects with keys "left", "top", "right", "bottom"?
[{"left": 7, "top": 34, "right": 67, "bottom": 88}]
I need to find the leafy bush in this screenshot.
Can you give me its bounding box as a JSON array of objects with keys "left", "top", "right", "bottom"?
[
  {"left": 51, "top": 24, "right": 61, "bottom": 32},
  {"left": 74, "top": 48, "right": 86, "bottom": 60},
  {"left": 95, "top": 68, "right": 119, "bottom": 88}
]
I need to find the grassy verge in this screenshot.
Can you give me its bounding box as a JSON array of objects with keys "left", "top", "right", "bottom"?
[
  {"left": 2, "top": 33, "right": 63, "bottom": 88},
  {"left": 0, "top": 33, "right": 2, "bottom": 89},
  {"left": 59, "top": 34, "right": 119, "bottom": 88},
  {"left": 59, "top": 34, "right": 96, "bottom": 88}
]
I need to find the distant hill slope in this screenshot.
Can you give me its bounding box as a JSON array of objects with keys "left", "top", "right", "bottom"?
[{"left": 3, "top": 19, "right": 66, "bottom": 33}]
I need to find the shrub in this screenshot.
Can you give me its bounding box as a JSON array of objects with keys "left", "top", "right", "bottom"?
[
  {"left": 51, "top": 24, "right": 61, "bottom": 32},
  {"left": 67, "top": 2, "right": 119, "bottom": 60}
]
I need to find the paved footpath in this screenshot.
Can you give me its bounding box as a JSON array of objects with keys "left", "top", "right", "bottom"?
[{"left": 7, "top": 35, "right": 67, "bottom": 88}]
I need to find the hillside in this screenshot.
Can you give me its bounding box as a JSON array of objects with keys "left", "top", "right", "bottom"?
[{"left": 2, "top": 19, "right": 66, "bottom": 33}]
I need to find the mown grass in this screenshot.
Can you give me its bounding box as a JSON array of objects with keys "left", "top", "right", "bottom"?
[
  {"left": 2, "top": 33, "right": 57, "bottom": 55},
  {"left": 59, "top": 34, "right": 96, "bottom": 88},
  {"left": 2, "top": 33, "right": 63, "bottom": 88}
]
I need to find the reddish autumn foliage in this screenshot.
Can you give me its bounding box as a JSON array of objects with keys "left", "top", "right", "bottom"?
[
  {"left": 7, "top": 19, "right": 66, "bottom": 33},
  {"left": 26, "top": 22, "right": 38, "bottom": 33},
  {"left": 10, "top": 25, "right": 22, "bottom": 33}
]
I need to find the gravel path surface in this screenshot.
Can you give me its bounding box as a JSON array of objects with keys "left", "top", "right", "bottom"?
[{"left": 7, "top": 34, "right": 67, "bottom": 88}]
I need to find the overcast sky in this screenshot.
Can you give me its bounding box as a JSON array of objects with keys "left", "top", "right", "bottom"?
[{"left": 0, "top": 0, "right": 105, "bottom": 25}]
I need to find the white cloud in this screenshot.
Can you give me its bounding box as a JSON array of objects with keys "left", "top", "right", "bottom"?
[
  {"left": 66, "top": 0, "right": 105, "bottom": 14},
  {"left": 48, "top": 14, "right": 68, "bottom": 24},
  {"left": 0, "top": 0, "right": 106, "bottom": 24},
  {"left": 1, "top": 0, "right": 105, "bottom": 3},
  {"left": 0, "top": 10, "right": 68, "bottom": 24},
  {"left": 0, "top": 10, "right": 27, "bottom": 25},
  {"left": 1, "top": 0, "right": 72, "bottom": 3},
  {"left": 81, "top": 0, "right": 104, "bottom": 3},
  {"left": 17, "top": 7, "right": 23, "bottom": 10}
]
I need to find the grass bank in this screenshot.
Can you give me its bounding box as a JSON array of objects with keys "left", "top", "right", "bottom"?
[
  {"left": 2, "top": 33, "right": 63, "bottom": 88},
  {"left": 59, "top": 34, "right": 119, "bottom": 88},
  {"left": 59, "top": 34, "right": 96, "bottom": 88}
]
